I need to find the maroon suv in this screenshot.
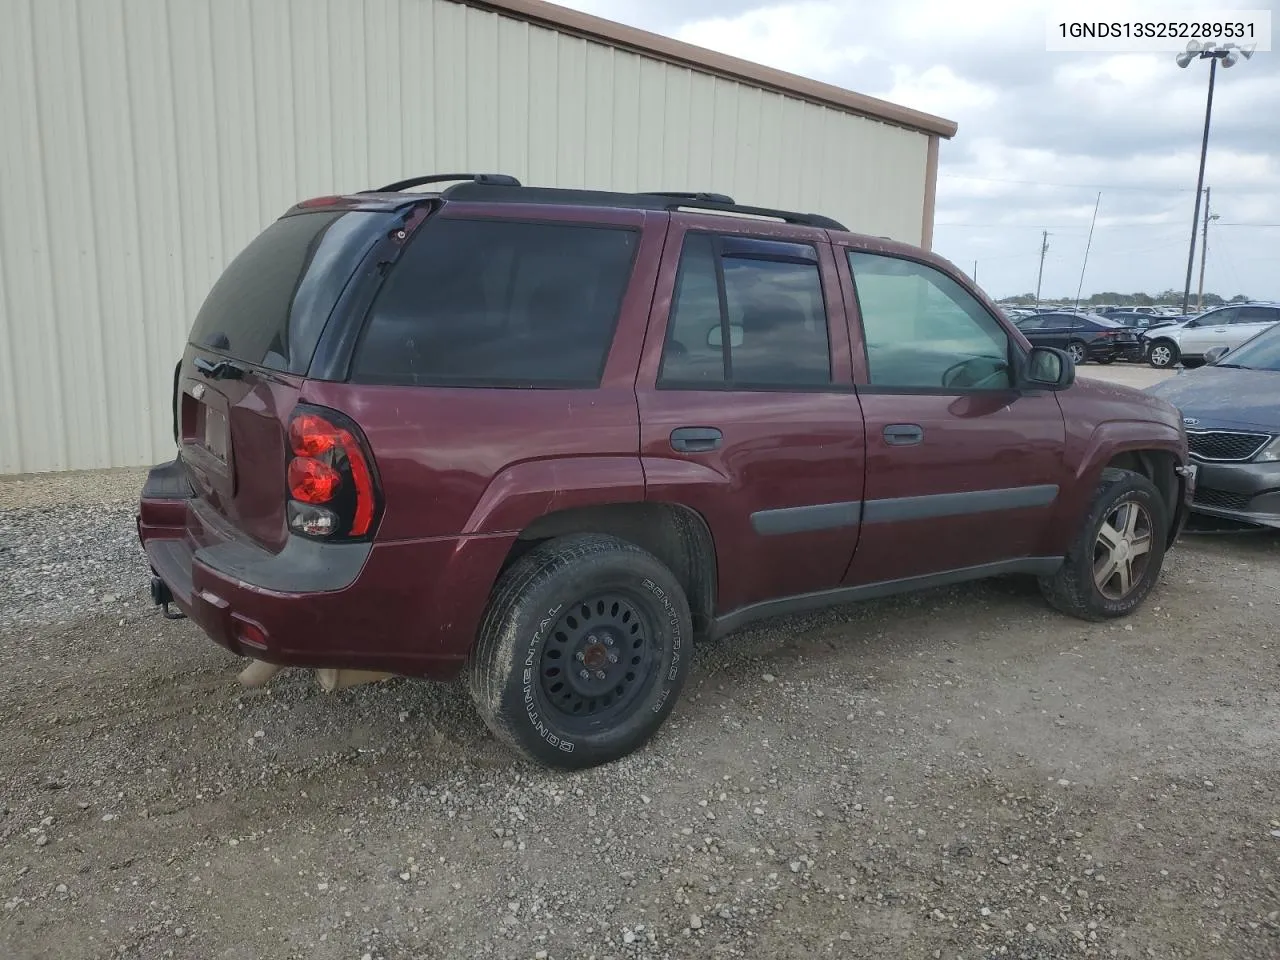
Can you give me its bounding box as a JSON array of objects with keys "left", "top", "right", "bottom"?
[{"left": 138, "top": 174, "right": 1196, "bottom": 769}]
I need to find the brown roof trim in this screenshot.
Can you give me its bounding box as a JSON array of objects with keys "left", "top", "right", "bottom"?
[{"left": 459, "top": 0, "right": 958, "bottom": 139}]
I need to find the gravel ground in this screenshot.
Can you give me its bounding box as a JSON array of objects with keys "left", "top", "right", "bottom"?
[{"left": 2, "top": 457, "right": 1279, "bottom": 960}]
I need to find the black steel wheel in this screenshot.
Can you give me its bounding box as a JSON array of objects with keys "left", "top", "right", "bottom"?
[
  {"left": 469, "top": 534, "right": 693, "bottom": 769},
  {"left": 538, "top": 592, "right": 659, "bottom": 727}
]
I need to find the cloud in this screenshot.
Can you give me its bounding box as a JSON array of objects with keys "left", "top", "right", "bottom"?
[{"left": 555, "top": 0, "right": 1280, "bottom": 299}]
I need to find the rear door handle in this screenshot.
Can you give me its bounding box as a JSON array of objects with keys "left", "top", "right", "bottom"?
[
  {"left": 883, "top": 423, "right": 924, "bottom": 445},
  {"left": 670, "top": 427, "right": 722, "bottom": 453}
]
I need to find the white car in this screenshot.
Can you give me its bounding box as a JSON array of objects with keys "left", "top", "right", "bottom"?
[{"left": 1144, "top": 303, "right": 1280, "bottom": 368}]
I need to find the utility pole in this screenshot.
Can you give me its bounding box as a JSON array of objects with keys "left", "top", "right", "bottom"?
[
  {"left": 1196, "top": 186, "right": 1218, "bottom": 312},
  {"left": 1034, "top": 231, "right": 1050, "bottom": 307},
  {"left": 1073, "top": 193, "right": 1102, "bottom": 312},
  {"left": 973, "top": 260, "right": 978, "bottom": 284}
]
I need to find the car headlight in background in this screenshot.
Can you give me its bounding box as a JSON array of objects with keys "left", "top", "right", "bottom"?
[{"left": 1256, "top": 437, "right": 1280, "bottom": 463}]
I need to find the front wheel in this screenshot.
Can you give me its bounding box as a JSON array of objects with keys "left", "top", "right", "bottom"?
[
  {"left": 468, "top": 534, "right": 693, "bottom": 769},
  {"left": 1039, "top": 468, "right": 1168, "bottom": 622},
  {"left": 1066, "top": 340, "right": 1088, "bottom": 365},
  {"left": 1148, "top": 339, "right": 1179, "bottom": 368}
]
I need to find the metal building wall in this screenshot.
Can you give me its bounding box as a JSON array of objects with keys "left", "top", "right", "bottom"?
[{"left": 0, "top": 0, "right": 932, "bottom": 475}]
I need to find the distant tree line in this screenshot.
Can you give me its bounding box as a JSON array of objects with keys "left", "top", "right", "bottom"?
[{"left": 999, "top": 291, "right": 1251, "bottom": 307}]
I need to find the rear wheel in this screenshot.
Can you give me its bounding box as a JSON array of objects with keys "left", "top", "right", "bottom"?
[
  {"left": 1040, "top": 468, "right": 1168, "bottom": 622},
  {"left": 468, "top": 534, "right": 692, "bottom": 769},
  {"left": 1066, "top": 340, "right": 1088, "bottom": 365},
  {"left": 1148, "top": 339, "right": 1178, "bottom": 368}
]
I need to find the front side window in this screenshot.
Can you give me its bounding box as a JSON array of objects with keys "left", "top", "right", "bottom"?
[
  {"left": 352, "top": 219, "right": 639, "bottom": 387},
  {"left": 848, "top": 251, "right": 1013, "bottom": 390},
  {"left": 659, "top": 234, "right": 831, "bottom": 388}
]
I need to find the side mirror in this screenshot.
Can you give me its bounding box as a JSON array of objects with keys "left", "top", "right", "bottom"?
[
  {"left": 1025, "top": 346, "right": 1075, "bottom": 389},
  {"left": 1183, "top": 318, "right": 1199, "bottom": 328},
  {"left": 1204, "top": 345, "right": 1229, "bottom": 365},
  {"left": 707, "top": 324, "right": 744, "bottom": 349}
]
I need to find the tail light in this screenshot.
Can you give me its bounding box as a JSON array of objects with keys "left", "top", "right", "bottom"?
[{"left": 285, "top": 405, "right": 382, "bottom": 541}]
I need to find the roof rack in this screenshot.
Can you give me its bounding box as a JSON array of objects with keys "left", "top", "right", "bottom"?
[
  {"left": 645, "top": 190, "right": 737, "bottom": 205},
  {"left": 370, "top": 172, "right": 522, "bottom": 193},
  {"left": 438, "top": 181, "right": 847, "bottom": 231}
]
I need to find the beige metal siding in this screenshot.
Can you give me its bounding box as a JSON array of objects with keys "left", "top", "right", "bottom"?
[{"left": 0, "top": 0, "right": 931, "bottom": 475}]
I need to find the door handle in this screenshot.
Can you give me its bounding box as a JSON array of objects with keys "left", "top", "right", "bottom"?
[
  {"left": 670, "top": 427, "right": 722, "bottom": 453},
  {"left": 883, "top": 423, "right": 924, "bottom": 446}
]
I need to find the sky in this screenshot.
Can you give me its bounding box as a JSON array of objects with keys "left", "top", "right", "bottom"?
[{"left": 556, "top": 0, "right": 1279, "bottom": 302}]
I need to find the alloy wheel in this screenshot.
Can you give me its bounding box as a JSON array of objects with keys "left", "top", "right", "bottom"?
[
  {"left": 1068, "top": 342, "right": 1086, "bottom": 364},
  {"left": 1093, "top": 500, "right": 1153, "bottom": 600},
  {"left": 1149, "top": 344, "right": 1172, "bottom": 367}
]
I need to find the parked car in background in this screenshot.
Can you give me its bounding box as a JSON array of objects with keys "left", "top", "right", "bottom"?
[
  {"left": 1107, "top": 311, "right": 1174, "bottom": 331},
  {"left": 1148, "top": 323, "right": 1280, "bottom": 529},
  {"left": 1014, "top": 312, "right": 1142, "bottom": 364},
  {"left": 1144, "top": 303, "right": 1280, "bottom": 368},
  {"left": 136, "top": 174, "right": 1195, "bottom": 769}
]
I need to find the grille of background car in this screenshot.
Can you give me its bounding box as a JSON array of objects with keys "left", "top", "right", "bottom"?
[
  {"left": 1186, "top": 431, "right": 1273, "bottom": 462},
  {"left": 1193, "top": 487, "right": 1255, "bottom": 511}
]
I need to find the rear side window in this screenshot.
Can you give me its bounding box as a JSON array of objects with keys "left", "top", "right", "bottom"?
[
  {"left": 189, "top": 210, "right": 386, "bottom": 374},
  {"left": 659, "top": 234, "right": 831, "bottom": 388},
  {"left": 351, "top": 219, "right": 639, "bottom": 387},
  {"left": 1237, "top": 306, "right": 1278, "bottom": 324}
]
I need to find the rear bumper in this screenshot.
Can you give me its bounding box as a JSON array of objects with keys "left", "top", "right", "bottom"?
[
  {"left": 1188, "top": 460, "right": 1280, "bottom": 530},
  {"left": 138, "top": 459, "right": 514, "bottom": 680}
]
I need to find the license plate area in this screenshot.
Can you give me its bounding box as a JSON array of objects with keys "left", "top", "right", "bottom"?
[{"left": 202, "top": 405, "right": 229, "bottom": 462}]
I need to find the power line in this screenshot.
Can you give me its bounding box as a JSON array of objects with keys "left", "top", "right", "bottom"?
[
  {"left": 939, "top": 174, "right": 1198, "bottom": 192},
  {"left": 938, "top": 221, "right": 1280, "bottom": 228}
]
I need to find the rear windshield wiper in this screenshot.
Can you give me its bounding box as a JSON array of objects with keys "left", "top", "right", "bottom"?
[{"left": 194, "top": 355, "right": 245, "bottom": 380}]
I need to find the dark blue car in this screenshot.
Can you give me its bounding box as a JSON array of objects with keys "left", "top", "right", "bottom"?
[{"left": 1147, "top": 324, "right": 1280, "bottom": 529}]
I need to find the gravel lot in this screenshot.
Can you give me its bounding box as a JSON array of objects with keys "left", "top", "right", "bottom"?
[{"left": 3, "top": 366, "right": 1279, "bottom": 960}]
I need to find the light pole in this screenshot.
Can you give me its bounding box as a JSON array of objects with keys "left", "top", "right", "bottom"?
[{"left": 1176, "top": 41, "right": 1252, "bottom": 316}]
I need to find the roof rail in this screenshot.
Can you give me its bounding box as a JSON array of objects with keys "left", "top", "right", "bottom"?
[
  {"left": 438, "top": 182, "right": 847, "bottom": 231},
  {"left": 371, "top": 173, "right": 522, "bottom": 192},
  {"left": 646, "top": 190, "right": 737, "bottom": 205}
]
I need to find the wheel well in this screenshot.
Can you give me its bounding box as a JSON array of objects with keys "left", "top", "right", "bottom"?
[
  {"left": 503, "top": 503, "right": 718, "bottom": 639},
  {"left": 1105, "top": 450, "right": 1178, "bottom": 531}
]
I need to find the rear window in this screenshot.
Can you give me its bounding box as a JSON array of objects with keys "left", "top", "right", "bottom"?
[
  {"left": 189, "top": 210, "right": 387, "bottom": 374},
  {"left": 351, "top": 218, "right": 640, "bottom": 387}
]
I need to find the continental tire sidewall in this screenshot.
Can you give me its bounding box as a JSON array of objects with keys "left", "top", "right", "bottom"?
[
  {"left": 477, "top": 539, "right": 692, "bottom": 769},
  {"left": 1079, "top": 476, "right": 1168, "bottom": 617}
]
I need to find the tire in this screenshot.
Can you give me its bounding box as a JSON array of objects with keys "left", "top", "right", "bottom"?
[
  {"left": 1039, "top": 468, "right": 1169, "bottom": 622},
  {"left": 1148, "top": 339, "right": 1178, "bottom": 368},
  {"left": 1066, "top": 340, "right": 1088, "bottom": 365},
  {"left": 468, "top": 534, "right": 693, "bottom": 770}
]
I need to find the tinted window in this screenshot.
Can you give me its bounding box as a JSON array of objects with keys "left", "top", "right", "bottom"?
[
  {"left": 189, "top": 210, "right": 388, "bottom": 373},
  {"left": 849, "top": 252, "right": 1013, "bottom": 389},
  {"left": 352, "top": 219, "right": 639, "bottom": 387},
  {"left": 659, "top": 234, "right": 831, "bottom": 388},
  {"left": 1237, "top": 306, "right": 1278, "bottom": 324}
]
